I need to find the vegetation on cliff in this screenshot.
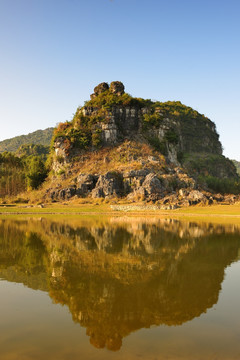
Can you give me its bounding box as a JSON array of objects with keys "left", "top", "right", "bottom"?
[
  {"left": 53, "top": 81, "right": 221, "bottom": 157},
  {"left": 232, "top": 160, "right": 240, "bottom": 176}
]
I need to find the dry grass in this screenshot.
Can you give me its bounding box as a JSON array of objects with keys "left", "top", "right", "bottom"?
[{"left": 3, "top": 140, "right": 168, "bottom": 205}]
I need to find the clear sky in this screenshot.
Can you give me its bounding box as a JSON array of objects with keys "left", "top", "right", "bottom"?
[{"left": 0, "top": 0, "right": 239, "bottom": 159}]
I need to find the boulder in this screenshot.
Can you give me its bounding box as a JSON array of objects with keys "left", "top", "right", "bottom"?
[
  {"left": 109, "top": 81, "right": 125, "bottom": 95},
  {"left": 77, "top": 174, "right": 98, "bottom": 196},
  {"left": 187, "top": 190, "right": 206, "bottom": 205},
  {"left": 94, "top": 82, "right": 109, "bottom": 95},
  {"left": 123, "top": 169, "right": 150, "bottom": 193},
  {"left": 49, "top": 187, "right": 76, "bottom": 200},
  {"left": 142, "top": 173, "right": 164, "bottom": 198},
  {"left": 92, "top": 172, "right": 123, "bottom": 198}
]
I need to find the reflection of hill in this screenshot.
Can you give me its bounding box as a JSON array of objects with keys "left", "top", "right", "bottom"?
[{"left": 0, "top": 217, "right": 240, "bottom": 351}]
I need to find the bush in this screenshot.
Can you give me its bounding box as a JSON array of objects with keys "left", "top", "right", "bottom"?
[
  {"left": 26, "top": 156, "right": 47, "bottom": 189},
  {"left": 199, "top": 175, "right": 240, "bottom": 194},
  {"left": 148, "top": 137, "right": 167, "bottom": 155},
  {"left": 164, "top": 129, "right": 178, "bottom": 144}
]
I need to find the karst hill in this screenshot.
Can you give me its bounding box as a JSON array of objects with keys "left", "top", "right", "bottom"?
[{"left": 45, "top": 81, "right": 238, "bottom": 207}]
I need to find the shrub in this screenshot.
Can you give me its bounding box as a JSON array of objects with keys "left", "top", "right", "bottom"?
[
  {"left": 148, "top": 137, "right": 167, "bottom": 155},
  {"left": 26, "top": 156, "right": 47, "bottom": 189},
  {"left": 164, "top": 129, "right": 179, "bottom": 144},
  {"left": 199, "top": 175, "right": 240, "bottom": 194}
]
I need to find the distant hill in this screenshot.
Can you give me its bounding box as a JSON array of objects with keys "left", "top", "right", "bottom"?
[
  {"left": 232, "top": 160, "right": 240, "bottom": 176},
  {"left": 0, "top": 128, "right": 54, "bottom": 153}
]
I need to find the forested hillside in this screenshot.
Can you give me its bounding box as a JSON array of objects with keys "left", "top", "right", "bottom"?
[{"left": 0, "top": 128, "right": 54, "bottom": 152}]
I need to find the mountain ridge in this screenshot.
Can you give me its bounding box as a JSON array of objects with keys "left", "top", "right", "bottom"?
[{"left": 0, "top": 127, "right": 54, "bottom": 153}]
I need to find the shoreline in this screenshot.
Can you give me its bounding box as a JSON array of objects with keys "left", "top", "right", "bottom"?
[{"left": 1, "top": 203, "right": 240, "bottom": 222}]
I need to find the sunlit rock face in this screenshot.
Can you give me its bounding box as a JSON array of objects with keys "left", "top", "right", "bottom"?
[
  {"left": 53, "top": 81, "right": 232, "bottom": 177},
  {"left": 0, "top": 218, "right": 240, "bottom": 351},
  {"left": 49, "top": 82, "right": 239, "bottom": 204}
]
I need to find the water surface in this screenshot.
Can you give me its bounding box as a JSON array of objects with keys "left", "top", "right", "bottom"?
[{"left": 0, "top": 216, "right": 240, "bottom": 359}]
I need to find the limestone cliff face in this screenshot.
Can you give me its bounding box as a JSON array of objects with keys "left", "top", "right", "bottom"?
[
  {"left": 49, "top": 81, "right": 238, "bottom": 202},
  {"left": 53, "top": 81, "right": 222, "bottom": 166}
]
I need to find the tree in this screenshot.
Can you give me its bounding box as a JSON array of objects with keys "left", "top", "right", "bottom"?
[{"left": 26, "top": 156, "right": 47, "bottom": 189}]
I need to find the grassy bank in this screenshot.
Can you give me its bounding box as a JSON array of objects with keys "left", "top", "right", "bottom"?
[{"left": 1, "top": 202, "right": 240, "bottom": 217}]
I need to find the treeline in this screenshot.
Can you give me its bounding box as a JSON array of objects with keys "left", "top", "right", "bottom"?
[{"left": 0, "top": 144, "right": 49, "bottom": 198}]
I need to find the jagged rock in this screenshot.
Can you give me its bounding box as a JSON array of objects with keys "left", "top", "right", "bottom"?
[
  {"left": 142, "top": 173, "right": 164, "bottom": 197},
  {"left": 109, "top": 81, "right": 125, "bottom": 95},
  {"left": 187, "top": 190, "right": 206, "bottom": 205},
  {"left": 178, "top": 188, "right": 189, "bottom": 197},
  {"left": 101, "top": 119, "right": 118, "bottom": 144},
  {"left": 123, "top": 169, "right": 150, "bottom": 193},
  {"left": 94, "top": 82, "right": 109, "bottom": 95},
  {"left": 77, "top": 174, "right": 98, "bottom": 196},
  {"left": 128, "top": 173, "right": 164, "bottom": 200},
  {"left": 50, "top": 187, "right": 76, "bottom": 200},
  {"left": 92, "top": 172, "right": 123, "bottom": 198}
]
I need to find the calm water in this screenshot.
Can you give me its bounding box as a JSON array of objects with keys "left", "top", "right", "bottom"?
[{"left": 0, "top": 216, "right": 240, "bottom": 360}]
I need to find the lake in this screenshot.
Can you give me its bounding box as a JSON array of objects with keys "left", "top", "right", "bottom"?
[{"left": 0, "top": 216, "right": 240, "bottom": 359}]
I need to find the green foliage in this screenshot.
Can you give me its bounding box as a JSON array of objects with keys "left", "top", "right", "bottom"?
[
  {"left": 0, "top": 148, "right": 50, "bottom": 197},
  {"left": 92, "top": 129, "right": 102, "bottom": 148},
  {"left": 232, "top": 160, "right": 240, "bottom": 176},
  {"left": 143, "top": 112, "right": 163, "bottom": 127},
  {"left": 177, "top": 151, "right": 184, "bottom": 163},
  {"left": 25, "top": 156, "right": 48, "bottom": 189},
  {"left": 16, "top": 144, "right": 50, "bottom": 159},
  {"left": 84, "top": 90, "right": 138, "bottom": 109},
  {"left": 0, "top": 128, "right": 54, "bottom": 152},
  {"left": 68, "top": 128, "right": 92, "bottom": 149},
  {"left": 0, "top": 152, "right": 26, "bottom": 197},
  {"left": 198, "top": 175, "right": 240, "bottom": 194},
  {"left": 147, "top": 137, "right": 167, "bottom": 155},
  {"left": 164, "top": 129, "right": 179, "bottom": 144},
  {"left": 183, "top": 153, "right": 238, "bottom": 179}
]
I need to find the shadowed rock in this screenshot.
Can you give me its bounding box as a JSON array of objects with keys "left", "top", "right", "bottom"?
[
  {"left": 94, "top": 82, "right": 109, "bottom": 95},
  {"left": 92, "top": 171, "right": 123, "bottom": 198}
]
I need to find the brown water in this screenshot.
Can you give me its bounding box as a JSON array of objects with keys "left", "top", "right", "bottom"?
[{"left": 0, "top": 216, "right": 240, "bottom": 359}]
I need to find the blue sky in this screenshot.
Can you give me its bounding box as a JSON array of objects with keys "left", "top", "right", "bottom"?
[{"left": 0, "top": 0, "right": 239, "bottom": 159}]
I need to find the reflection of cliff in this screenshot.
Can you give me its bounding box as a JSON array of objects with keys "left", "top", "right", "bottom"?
[{"left": 0, "top": 218, "right": 240, "bottom": 351}]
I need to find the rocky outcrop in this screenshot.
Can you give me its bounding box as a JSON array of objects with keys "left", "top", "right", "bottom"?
[
  {"left": 127, "top": 173, "right": 164, "bottom": 201},
  {"left": 49, "top": 81, "right": 239, "bottom": 204},
  {"left": 77, "top": 174, "right": 98, "bottom": 195},
  {"left": 92, "top": 172, "right": 123, "bottom": 198},
  {"left": 91, "top": 82, "right": 109, "bottom": 99},
  {"left": 48, "top": 167, "right": 198, "bottom": 202},
  {"left": 109, "top": 81, "right": 125, "bottom": 95},
  {"left": 52, "top": 82, "right": 236, "bottom": 176}
]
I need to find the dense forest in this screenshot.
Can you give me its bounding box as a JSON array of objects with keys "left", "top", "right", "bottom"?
[{"left": 0, "top": 144, "right": 49, "bottom": 198}]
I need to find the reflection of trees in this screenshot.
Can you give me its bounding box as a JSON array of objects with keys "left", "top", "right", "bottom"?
[{"left": 0, "top": 218, "right": 240, "bottom": 351}]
